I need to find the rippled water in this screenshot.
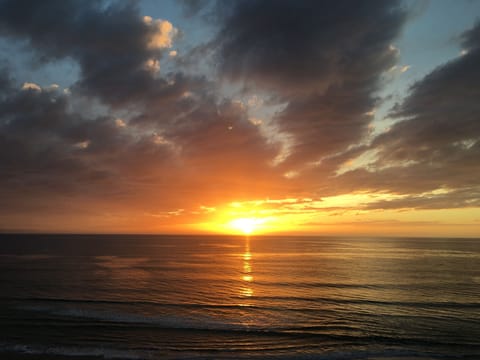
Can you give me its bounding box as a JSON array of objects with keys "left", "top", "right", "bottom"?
[{"left": 0, "top": 234, "right": 479, "bottom": 359}]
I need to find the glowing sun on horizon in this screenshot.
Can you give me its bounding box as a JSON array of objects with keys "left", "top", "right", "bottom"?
[{"left": 229, "top": 218, "right": 258, "bottom": 235}]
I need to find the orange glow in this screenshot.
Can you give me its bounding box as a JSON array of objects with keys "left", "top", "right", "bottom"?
[
  {"left": 45, "top": 195, "right": 478, "bottom": 237},
  {"left": 196, "top": 201, "right": 295, "bottom": 235},
  {"left": 229, "top": 218, "right": 258, "bottom": 234},
  {"left": 240, "top": 237, "right": 253, "bottom": 299},
  {"left": 242, "top": 274, "right": 253, "bottom": 282}
]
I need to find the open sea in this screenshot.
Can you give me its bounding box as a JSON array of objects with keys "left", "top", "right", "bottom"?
[{"left": 0, "top": 234, "right": 479, "bottom": 359}]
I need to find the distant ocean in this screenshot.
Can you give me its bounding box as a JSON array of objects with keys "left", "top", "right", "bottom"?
[{"left": 0, "top": 234, "right": 479, "bottom": 359}]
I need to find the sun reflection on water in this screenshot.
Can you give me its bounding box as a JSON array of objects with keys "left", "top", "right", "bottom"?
[{"left": 240, "top": 236, "right": 254, "bottom": 298}]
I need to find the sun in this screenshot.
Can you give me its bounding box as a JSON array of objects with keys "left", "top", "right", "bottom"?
[
  {"left": 198, "top": 208, "right": 279, "bottom": 235},
  {"left": 229, "top": 218, "right": 258, "bottom": 235}
]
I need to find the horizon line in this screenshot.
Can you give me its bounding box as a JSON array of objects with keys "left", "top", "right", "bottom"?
[{"left": 0, "top": 232, "right": 478, "bottom": 240}]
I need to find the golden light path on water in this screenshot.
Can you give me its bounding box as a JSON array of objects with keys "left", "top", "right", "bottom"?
[{"left": 240, "top": 236, "right": 253, "bottom": 299}]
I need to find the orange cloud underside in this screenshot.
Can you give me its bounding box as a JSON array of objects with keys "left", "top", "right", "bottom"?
[
  {"left": 1, "top": 191, "right": 478, "bottom": 237},
  {"left": 187, "top": 195, "right": 480, "bottom": 237}
]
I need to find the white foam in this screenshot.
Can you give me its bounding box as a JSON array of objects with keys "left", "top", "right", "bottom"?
[
  {"left": 58, "top": 307, "right": 249, "bottom": 331},
  {"left": 23, "top": 304, "right": 255, "bottom": 332}
]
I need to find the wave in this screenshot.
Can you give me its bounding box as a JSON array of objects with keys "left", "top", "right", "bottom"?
[
  {"left": 253, "top": 280, "right": 477, "bottom": 291},
  {"left": 239, "top": 295, "right": 480, "bottom": 309},
  {"left": 7, "top": 296, "right": 263, "bottom": 309},
  {"left": 14, "top": 302, "right": 271, "bottom": 334},
  {"left": 6, "top": 295, "right": 480, "bottom": 310},
  {"left": 10, "top": 301, "right": 480, "bottom": 349},
  {"left": 0, "top": 342, "right": 473, "bottom": 360}
]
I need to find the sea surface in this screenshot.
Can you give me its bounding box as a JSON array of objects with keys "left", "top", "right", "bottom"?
[{"left": 0, "top": 234, "right": 479, "bottom": 359}]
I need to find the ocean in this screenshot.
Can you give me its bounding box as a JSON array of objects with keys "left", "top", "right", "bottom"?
[{"left": 0, "top": 234, "right": 479, "bottom": 359}]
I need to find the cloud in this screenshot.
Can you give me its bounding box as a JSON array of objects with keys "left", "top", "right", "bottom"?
[
  {"left": 461, "top": 21, "right": 480, "bottom": 51},
  {"left": 363, "top": 187, "right": 480, "bottom": 210},
  {"left": 144, "top": 58, "right": 160, "bottom": 73},
  {"left": 0, "top": 1, "right": 346, "bottom": 229},
  {"left": 216, "top": 0, "right": 406, "bottom": 95},
  {"left": 0, "top": 0, "right": 479, "bottom": 231},
  {"left": 0, "top": 60, "right": 287, "bottom": 227},
  {"left": 370, "top": 21, "right": 480, "bottom": 177},
  {"left": 144, "top": 17, "right": 178, "bottom": 49},
  {"left": 115, "top": 118, "right": 127, "bottom": 128},
  {"left": 214, "top": 0, "right": 407, "bottom": 169},
  {"left": 73, "top": 140, "right": 90, "bottom": 149},
  {"left": 0, "top": 0, "right": 177, "bottom": 106},
  {"left": 0, "top": 67, "right": 173, "bottom": 211},
  {"left": 329, "top": 22, "right": 480, "bottom": 208},
  {"left": 21, "top": 82, "right": 42, "bottom": 91},
  {"left": 178, "top": 0, "right": 212, "bottom": 18}
]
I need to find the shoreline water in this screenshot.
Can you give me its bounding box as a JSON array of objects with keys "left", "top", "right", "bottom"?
[{"left": 1, "top": 235, "right": 479, "bottom": 359}]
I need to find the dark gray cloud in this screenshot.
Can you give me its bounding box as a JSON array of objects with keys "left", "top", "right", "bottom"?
[
  {"left": 276, "top": 85, "right": 376, "bottom": 168},
  {"left": 376, "top": 42, "right": 480, "bottom": 160},
  {"left": 461, "top": 20, "right": 480, "bottom": 51},
  {"left": 216, "top": 0, "right": 406, "bottom": 94},
  {"left": 0, "top": 0, "right": 176, "bottom": 106},
  {"left": 0, "top": 64, "right": 287, "bottom": 222},
  {"left": 215, "top": 0, "right": 407, "bottom": 168},
  {"left": 326, "top": 22, "right": 480, "bottom": 208},
  {"left": 367, "top": 22, "right": 480, "bottom": 189},
  {"left": 0, "top": 83, "right": 104, "bottom": 200},
  {"left": 0, "top": 0, "right": 283, "bottom": 217},
  {"left": 0, "top": 67, "right": 11, "bottom": 93}
]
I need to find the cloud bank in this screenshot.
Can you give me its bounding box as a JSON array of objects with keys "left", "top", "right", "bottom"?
[{"left": 0, "top": 0, "right": 478, "bottom": 232}]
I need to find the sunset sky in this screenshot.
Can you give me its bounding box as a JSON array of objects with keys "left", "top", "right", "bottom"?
[{"left": 0, "top": 0, "right": 479, "bottom": 236}]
